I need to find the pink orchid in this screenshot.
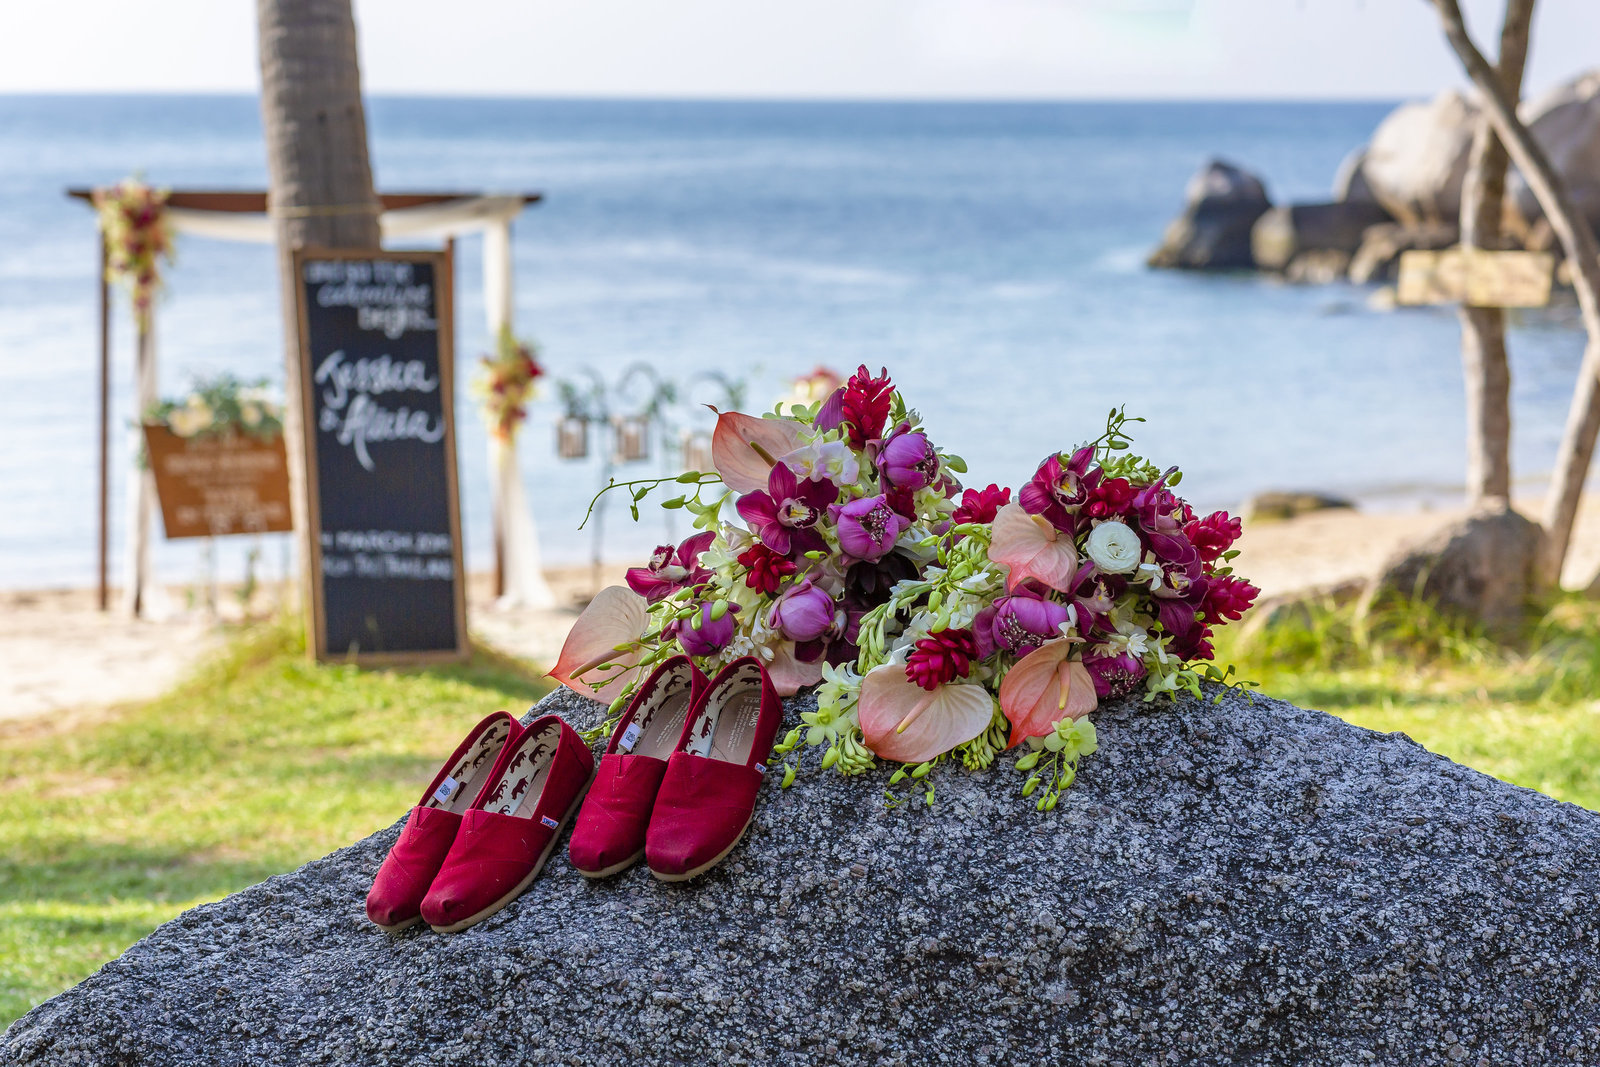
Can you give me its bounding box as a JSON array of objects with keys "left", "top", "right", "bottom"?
[
  {"left": 987, "top": 502, "right": 1080, "bottom": 593},
  {"left": 857, "top": 665, "right": 994, "bottom": 764},
  {"left": 548, "top": 585, "right": 650, "bottom": 705},
  {"left": 710, "top": 408, "right": 806, "bottom": 493},
  {"left": 624, "top": 531, "right": 714, "bottom": 603},
  {"left": 998, "top": 637, "right": 1097, "bottom": 748},
  {"left": 735, "top": 463, "right": 836, "bottom": 557}
]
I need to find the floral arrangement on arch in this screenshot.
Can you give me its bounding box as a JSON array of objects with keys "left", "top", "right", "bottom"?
[
  {"left": 146, "top": 375, "right": 283, "bottom": 441},
  {"left": 473, "top": 325, "right": 545, "bottom": 441},
  {"left": 551, "top": 366, "right": 1259, "bottom": 808},
  {"left": 92, "top": 178, "right": 174, "bottom": 329}
]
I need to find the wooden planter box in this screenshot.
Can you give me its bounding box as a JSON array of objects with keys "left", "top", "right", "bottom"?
[{"left": 142, "top": 424, "right": 293, "bottom": 539}]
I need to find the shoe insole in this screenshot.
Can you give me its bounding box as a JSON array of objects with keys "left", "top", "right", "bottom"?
[
  {"left": 686, "top": 664, "right": 763, "bottom": 765},
  {"left": 481, "top": 724, "right": 557, "bottom": 820},
  {"left": 617, "top": 669, "right": 696, "bottom": 760},
  {"left": 426, "top": 720, "right": 510, "bottom": 815}
]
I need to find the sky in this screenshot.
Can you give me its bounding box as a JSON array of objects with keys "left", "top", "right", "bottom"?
[{"left": 3, "top": 0, "right": 1599, "bottom": 101}]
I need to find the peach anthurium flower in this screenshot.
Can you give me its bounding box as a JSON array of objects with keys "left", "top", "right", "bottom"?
[
  {"left": 548, "top": 585, "right": 649, "bottom": 705},
  {"left": 766, "top": 641, "right": 826, "bottom": 697},
  {"left": 998, "top": 637, "right": 1098, "bottom": 748},
  {"left": 987, "top": 501, "right": 1079, "bottom": 593},
  {"left": 710, "top": 408, "right": 806, "bottom": 493},
  {"left": 857, "top": 665, "right": 995, "bottom": 764}
]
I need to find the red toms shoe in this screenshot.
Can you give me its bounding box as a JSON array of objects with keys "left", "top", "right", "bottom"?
[
  {"left": 366, "top": 711, "right": 521, "bottom": 933},
  {"left": 421, "top": 715, "right": 595, "bottom": 933},
  {"left": 646, "top": 657, "right": 782, "bottom": 882},
  {"left": 569, "top": 656, "right": 708, "bottom": 878}
]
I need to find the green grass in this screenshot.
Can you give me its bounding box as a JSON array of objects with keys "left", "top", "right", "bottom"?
[
  {"left": 0, "top": 621, "right": 550, "bottom": 1029},
  {"left": 1216, "top": 593, "right": 1600, "bottom": 811}
]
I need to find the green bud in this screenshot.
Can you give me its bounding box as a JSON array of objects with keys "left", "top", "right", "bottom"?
[
  {"left": 820, "top": 747, "right": 840, "bottom": 770},
  {"left": 690, "top": 610, "right": 704, "bottom": 630},
  {"left": 675, "top": 471, "right": 701, "bottom": 483},
  {"left": 1036, "top": 794, "right": 1049, "bottom": 811},
  {"left": 781, "top": 765, "right": 796, "bottom": 789},
  {"left": 910, "top": 761, "right": 933, "bottom": 779},
  {"left": 783, "top": 727, "right": 802, "bottom": 748},
  {"left": 662, "top": 496, "right": 686, "bottom": 509},
  {"left": 709, "top": 600, "right": 729, "bottom": 621},
  {"left": 889, "top": 768, "right": 908, "bottom": 785},
  {"left": 1044, "top": 793, "right": 1059, "bottom": 811},
  {"left": 607, "top": 694, "right": 629, "bottom": 717},
  {"left": 1015, "top": 751, "right": 1041, "bottom": 771}
]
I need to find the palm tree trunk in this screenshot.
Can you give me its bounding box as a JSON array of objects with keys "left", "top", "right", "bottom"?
[
  {"left": 1433, "top": 0, "right": 1600, "bottom": 588},
  {"left": 256, "top": 0, "right": 381, "bottom": 605},
  {"left": 1458, "top": 0, "right": 1534, "bottom": 508}
]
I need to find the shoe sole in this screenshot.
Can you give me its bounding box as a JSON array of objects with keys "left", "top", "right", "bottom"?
[
  {"left": 575, "top": 848, "right": 646, "bottom": 879},
  {"left": 428, "top": 772, "right": 594, "bottom": 934},
  {"left": 648, "top": 810, "right": 755, "bottom": 883},
  {"left": 372, "top": 913, "right": 424, "bottom": 935}
]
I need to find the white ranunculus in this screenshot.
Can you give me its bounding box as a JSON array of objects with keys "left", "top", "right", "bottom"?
[{"left": 1085, "top": 520, "right": 1141, "bottom": 574}]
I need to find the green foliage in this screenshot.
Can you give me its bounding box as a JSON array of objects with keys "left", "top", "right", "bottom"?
[
  {"left": 0, "top": 620, "right": 551, "bottom": 1028},
  {"left": 1215, "top": 592, "right": 1600, "bottom": 811}
]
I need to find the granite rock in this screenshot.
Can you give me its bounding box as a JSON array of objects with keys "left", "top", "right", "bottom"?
[
  {"left": 1147, "top": 158, "right": 1272, "bottom": 271},
  {"left": 6, "top": 684, "right": 1600, "bottom": 1066}
]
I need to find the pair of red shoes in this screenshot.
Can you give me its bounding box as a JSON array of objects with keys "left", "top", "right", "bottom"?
[
  {"left": 365, "top": 712, "right": 593, "bottom": 933},
  {"left": 365, "top": 656, "right": 781, "bottom": 933},
  {"left": 569, "top": 656, "right": 781, "bottom": 882}
]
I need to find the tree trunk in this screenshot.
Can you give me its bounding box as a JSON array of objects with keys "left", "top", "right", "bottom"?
[
  {"left": 256, "top": 0, "right": 381, "bottom": 608},
  {"left": 1457, "top": 0, "right": 1534, "bottom": 509},
  {"left": 1433, "top": 0, "right": 1600, "bottom": 588}
]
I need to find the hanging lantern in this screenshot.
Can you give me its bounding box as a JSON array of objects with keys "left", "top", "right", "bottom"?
[
  {"left": 681, "top": 430, "right": 714, "bottom": 473},
  {"left": 612, "top": 415, "right": 651, "bottom": 463},
  {"left": 556, "top": 416, "right": 589, "bottom": 460}
]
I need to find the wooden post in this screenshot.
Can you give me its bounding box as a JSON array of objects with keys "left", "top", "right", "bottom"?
[{"left": 97, "top": 231, "right": 110, "bottom": 612}]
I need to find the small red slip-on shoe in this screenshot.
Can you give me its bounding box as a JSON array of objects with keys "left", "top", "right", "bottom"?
[
  {"left": 569, "top": 656, "right": 708, "bottom": 878},
  {"left": 421, "top": 714, "right": 594, "bottom": 933},
  {"left": 366, "top": 711, "right": 521, "bottom": 933},
  {"left": 646, "top": 657, "right": 782, "bottom": 882}
]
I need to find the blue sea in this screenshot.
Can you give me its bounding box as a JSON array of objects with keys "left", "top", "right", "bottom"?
[{"left": 0, "top": 95, "right": 1587, "bottom": 590}]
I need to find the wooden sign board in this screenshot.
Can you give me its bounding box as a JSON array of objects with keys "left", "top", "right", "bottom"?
[
  {"left": 1397, "top": 247, "right": 1554, "bottom": 308},
  {"left": 142, "top": 426, "right": 293, "bottom": 539},
  {"left": 293, "top": 248, "right": 468, "bottom": 665}
]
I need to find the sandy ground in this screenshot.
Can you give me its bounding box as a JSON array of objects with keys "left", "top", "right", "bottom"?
[{"left": 5, "top": 499, "right": 1600, "bottom": 726}]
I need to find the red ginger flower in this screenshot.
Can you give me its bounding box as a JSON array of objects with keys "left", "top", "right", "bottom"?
[
  {"left": 905, "top": 627, "right": 980, "bottom": 691},
  {"left": 840, "top": 365, "right": 894, "bottom": 450},
  {"left": 953, "top": 484, "right": 1010, "bottom": 525},
  {"left": 1203, "top": 573, "right": 1259, "bottom": 622},
  {"left": 1185, "top": 510, "right": 1243, "bottom": 564},
  {"left": 1083, "top": 477, "right": 1137, "bottom": 520},
  {"left": 738, "top": 542, "right": 798, "bottom": 595}
]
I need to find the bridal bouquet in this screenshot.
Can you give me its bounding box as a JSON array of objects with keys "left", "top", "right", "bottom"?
[{"left": 552, "top": 366, "right": 1257, "bottom": 808}]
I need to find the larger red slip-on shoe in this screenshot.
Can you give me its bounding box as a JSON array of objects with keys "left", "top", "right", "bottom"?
[
  {"left": 366, "top": 711, "right": 521, "bottom": 933},
  {"left": 569, "top": 656, "right": 707, "bottom": 878},
  {"left": 421, "top": 715, "right": 594, "bottom": 933},
  {"left": 646, "top": 657, "right": 782, "bottom": 883}
]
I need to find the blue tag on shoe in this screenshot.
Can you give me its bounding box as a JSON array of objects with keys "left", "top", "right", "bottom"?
[
  {"left": 754, "top": 762, "right": 767, "bottom": 775},
  {"left": 540, "top": 815, "right": 559, "bottom": 829}
]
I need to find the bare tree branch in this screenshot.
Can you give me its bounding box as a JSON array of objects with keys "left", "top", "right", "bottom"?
[{"left": 1433, "top": 0, "right": 1600, "bottom": 585}]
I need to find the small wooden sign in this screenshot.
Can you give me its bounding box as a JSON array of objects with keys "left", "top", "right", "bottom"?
[
  {"left": 142, "top": 426, "right": 293, "bottom": 539},
  {"left": 1397, "top": 247, "right": 1554, "bottom": 308},
  {"left": 293, "top": 248, "right": 468, "bottom": 665}
]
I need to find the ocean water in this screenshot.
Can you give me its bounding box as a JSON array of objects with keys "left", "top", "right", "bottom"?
[{"left": 0, "top": 95, "right": 1587, "bottom": 590}]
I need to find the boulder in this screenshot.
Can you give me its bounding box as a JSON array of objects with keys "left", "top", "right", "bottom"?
[
  {"left": 9, "top": 684, "right": 1600, "bottom": 1065},
  {"left": 1332, "top": 145, "right": 1380, "bottom": 204},
  {"left": 1251, "top": 200, "right": 1394, "bottom": 275},
  {"left": 1362, "top": 90, "right": 1480, "bottom": 226},
  {"left": 1239, "top": 489, "right": 1354, "bottom": 523},
  {"left": 1348, "top": 221, "right": 1460, "bottom": 284},
  {"left": 1360, "top": 504, "right": 1544, "bottom": 633},
  {"left": 1147, "top": 158, "right": 1272, "bottom": 271},
  {"left": 1510, "top": 69, "right": 1600, "bottom": 235}
]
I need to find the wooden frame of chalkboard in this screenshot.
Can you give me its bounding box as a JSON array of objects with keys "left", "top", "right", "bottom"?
[{"left": 291, "top": 247, "right": 469, "bottom": 666}]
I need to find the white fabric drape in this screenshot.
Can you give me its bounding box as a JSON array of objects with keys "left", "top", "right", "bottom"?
[
  {"left": 491, "top": 434, "right": 557, "bottom": 610},
  {"left": 125, "top": 321, "right": 171, "bottom": 619}
]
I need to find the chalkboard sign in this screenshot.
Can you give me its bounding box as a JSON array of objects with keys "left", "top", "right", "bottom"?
[{"left": 292, "top": 248, "right": 467, "bottom": 664}]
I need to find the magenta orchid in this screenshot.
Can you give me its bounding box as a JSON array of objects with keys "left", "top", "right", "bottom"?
[
  {"left": 735, "top": 462, "right": 837, "bottom": 557},
  {"left": 624, "top": 531, "right": 714, "bottom": 603}
]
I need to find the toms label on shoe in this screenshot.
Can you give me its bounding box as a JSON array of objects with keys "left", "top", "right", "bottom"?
[
  {"left": 433, "top": 776, "right": 460, "bottom": 803},
  {"left": 540, "top": 815, "right": 559, "bottom": 829},
  {"left": 618, "top": 722, "right": 642, "bottom": 753},
  {"left": 754, "top": 762, "right": 767, "bottom": 775}
]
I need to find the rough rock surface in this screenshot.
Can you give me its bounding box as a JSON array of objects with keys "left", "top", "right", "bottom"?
[
  {"left": 1361, "top": 504, "right": 1545, "bottom": 633},
  {"left": 1362, "top": 90, "right": 1479, "bottom": 225},
  {"left": 1147, "top": 158, "right": 1271, "bottom": 270},
  {"left": 8, "top": 685, "right": 1600, "bottom": 1066}
]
